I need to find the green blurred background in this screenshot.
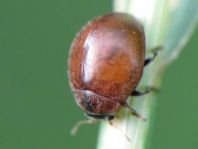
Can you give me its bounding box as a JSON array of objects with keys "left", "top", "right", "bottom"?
[{"left": 0, "top": 0, "right": 197, "bottom": 149}]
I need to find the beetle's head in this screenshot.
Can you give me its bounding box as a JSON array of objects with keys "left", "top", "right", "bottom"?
[
  {"left": 85, "top": 112, "right": 114, "bottom": 120},
  {"left": 73, "top": 89, "right": 121, "bottom": 120}
]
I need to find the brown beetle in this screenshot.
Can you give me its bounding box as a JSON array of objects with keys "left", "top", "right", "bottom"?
[{"left": 68, "top": 13, "right": 158, "bottom": 124}]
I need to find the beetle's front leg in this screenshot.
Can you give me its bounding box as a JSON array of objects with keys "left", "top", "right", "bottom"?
[{"left": 121, "top": 102, "right": 146, "bottom": 121}]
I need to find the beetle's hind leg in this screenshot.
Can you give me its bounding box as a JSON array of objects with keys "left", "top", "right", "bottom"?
[
  {"left": 131, "top": 86, "right": 159, "bottom": 96},
  {"left": 144, "top": 46, "right": 162, "bottom": 67},
  {"left": 121, "top": 102, "right": 146, "bottom": 121}
]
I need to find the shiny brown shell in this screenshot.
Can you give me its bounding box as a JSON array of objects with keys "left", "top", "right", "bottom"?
[{"left": 68, "top": 13, "right": 145, "bottom": 119}]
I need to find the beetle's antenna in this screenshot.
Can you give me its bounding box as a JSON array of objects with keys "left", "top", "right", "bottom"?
[
  {"left": 108, "top": 121, "right": 131, "bottom": 142},
  {"left": 122, "top": 102, "right": 147, "bottom": 121},
  {"left": 71, "top": 119, "right": 97, "bottom": 135}
]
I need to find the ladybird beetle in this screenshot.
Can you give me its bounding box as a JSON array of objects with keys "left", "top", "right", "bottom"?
[{"left": 68, "top": 13, "right": 158, "bottom": 123}]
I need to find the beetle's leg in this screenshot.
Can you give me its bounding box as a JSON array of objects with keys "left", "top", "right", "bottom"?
[
  {"left": 108, "top": 121, "right": 131, "bottom": 142},
  {"left": 71, "top": 119, "right": 98, "bottom": 135},
  {"left": 121, "top": 102, "right": 146, "bottom": 121},
  {"left": 144, "top": 46, "right": 162, "bottom": 67},
  {"left": 131, "top": 86, "right": 159, "bottom": 96}
]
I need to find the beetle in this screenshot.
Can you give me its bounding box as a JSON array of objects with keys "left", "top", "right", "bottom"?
[{"left": 68, "top": 13, "right": 159, "bottom": 127}]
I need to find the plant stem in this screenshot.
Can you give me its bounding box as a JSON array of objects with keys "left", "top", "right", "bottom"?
[{"left": 97, "top": 0, "right": 197, "bottom": 149}]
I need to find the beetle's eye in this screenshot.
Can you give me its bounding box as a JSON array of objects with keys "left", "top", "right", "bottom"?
[
  {"left": 82, "top": 92, "right": 95, "bottom": 112},
  {"left": 82, "top": 98, "right": 94, "bottom": 112}
]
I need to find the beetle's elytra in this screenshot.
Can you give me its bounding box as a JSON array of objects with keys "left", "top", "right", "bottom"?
[{"left": 68, "top": 13, "right": 157, "bottom": 121}]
